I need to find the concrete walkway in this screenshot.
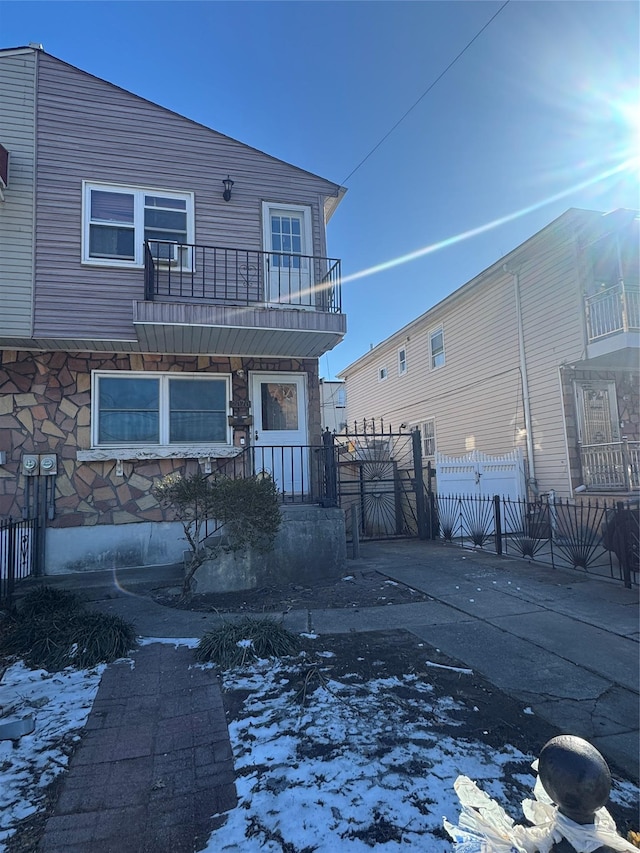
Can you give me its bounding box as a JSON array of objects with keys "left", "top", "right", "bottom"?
[{"left": 36, "top": 538, "right": 639, "bottom": 852}]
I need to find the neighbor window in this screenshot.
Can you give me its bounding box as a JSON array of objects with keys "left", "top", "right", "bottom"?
[
  {"left": 378, "top": 366, "right": 388, "bottom": 381},
  {"left": 421, "top": 418, "right": 436, "bottom": 458},
  {"left": 93, "top": 372, "right": 229, "bottom": 446},
  {"left": 83, "top": 182, "right": 194, "bottom": 266},
  {"left": 429, "top": 327, "right": 445, "bottom": 369},
  {"left": 398, "top": 347, "right": 407, "bottom": 375}
]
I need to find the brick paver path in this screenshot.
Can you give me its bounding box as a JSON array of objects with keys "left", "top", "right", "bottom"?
[{"left": 39, "top": 644, "right": 237, "bottom": 853}]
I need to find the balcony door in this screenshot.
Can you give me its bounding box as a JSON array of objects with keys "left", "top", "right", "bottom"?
[
  {"left": 251, "top": 373, "right": 309, "bottom": 497},
  {"left": 262, "top": 203, "right": 313, "bottom": 307}
]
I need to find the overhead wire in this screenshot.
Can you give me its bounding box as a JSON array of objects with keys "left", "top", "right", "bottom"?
[{"left": 340, "top": 0, "right": 511, "bottom": 186}]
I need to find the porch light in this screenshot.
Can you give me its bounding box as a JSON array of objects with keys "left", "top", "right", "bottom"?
[{"left": 222, "top": 175, "right": 234, "bottom": 202}]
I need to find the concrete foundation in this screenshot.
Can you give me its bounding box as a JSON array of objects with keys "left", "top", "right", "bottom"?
[
  {"left": 193, "top": 505, "right": 347, "bottom": 593},
  {"left": 45, "top": 521, "right": 186, "bottom": 574}
]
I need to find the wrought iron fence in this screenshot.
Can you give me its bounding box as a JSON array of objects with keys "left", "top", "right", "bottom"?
[
  {"left": 1, "top": 516, "right": 38, "bottom": 606},
  {"left": 144, "top": 241, "right": 342, "bottom": 312},
  {"left": 427, "top": 493, "right": 639, "bottom": 587}
]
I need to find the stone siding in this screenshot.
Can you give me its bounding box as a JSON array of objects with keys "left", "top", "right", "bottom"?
[{"left": 0, "top": 350, "right": 319, "bottom": 525}]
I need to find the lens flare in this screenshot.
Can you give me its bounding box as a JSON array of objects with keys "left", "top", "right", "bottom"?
[{"left": 341, "top": 158, "right": 637, "bottom": 287}]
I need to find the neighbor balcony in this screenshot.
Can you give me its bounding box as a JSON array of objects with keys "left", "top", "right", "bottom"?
[
  {"left": 133, "top": 241, "right": 345, "bottom": 358},
  {"left": 584, "top": 282, "right": 639, "bottom": 367},
  {"left": 580, "top": 440, "right": 640, "bottom": 492}
]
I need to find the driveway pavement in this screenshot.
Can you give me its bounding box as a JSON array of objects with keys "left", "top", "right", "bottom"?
[{"left": 34, "top": 538, "right": 639, "bottom": 852}]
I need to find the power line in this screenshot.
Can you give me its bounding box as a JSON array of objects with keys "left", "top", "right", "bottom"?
[{"left": 341, "top": 0, "right": 511, "bottom": 186}]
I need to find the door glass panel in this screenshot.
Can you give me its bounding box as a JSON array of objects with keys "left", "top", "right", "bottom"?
[{"left": 261, "top": 383, "right": 298, "bottom": 431}]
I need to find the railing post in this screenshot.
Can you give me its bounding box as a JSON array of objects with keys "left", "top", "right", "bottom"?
[
  {"left": 493, "top": 494, "right": 503, "bottom": 556},
  {"left": 412, "top": 429, "right": 427, "bottom": 540},
  {"left": 615, "top": 501, "right": 632, "bottom": 589},
  {"left": 350, "top": 504, "right": 360, "bottom": 559},
  {"left": 322, "top": 429, "right": 338, "bottom": 508}
]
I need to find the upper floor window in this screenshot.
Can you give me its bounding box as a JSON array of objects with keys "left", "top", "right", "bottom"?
[
  {"left": 92, "top": 372, "right": 229, "bottom": 447},
  {"left": 398, "top": 347, "right": 407, "bottom": 375},
  {"left": 430, "top": 327, "right": 445, "bottom": 369},
  {"left": 378, "top": 366, "right": 388, "bottom": 381},
  {"left": 82, "top": 182, "right": 194, "bottom": 267}
]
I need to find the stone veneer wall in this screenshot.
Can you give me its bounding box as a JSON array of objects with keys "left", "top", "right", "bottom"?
[{"left": 0, "top": 350, "right": 320, "bottom": 525}]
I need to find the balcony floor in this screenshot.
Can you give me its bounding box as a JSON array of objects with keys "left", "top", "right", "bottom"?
[{"left": 133, "top": 300, "right": 346, "bottom": 357}]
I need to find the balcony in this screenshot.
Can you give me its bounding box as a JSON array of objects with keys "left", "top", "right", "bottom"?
[
  {"left": 580, "top": 441, "right": 640, "bottom": 491},
  {"left": 133, "top": 242, "right": 346, "bottom": 358},
  {"left": 584, "top": 283, "right": 639, "bottom": 366}
]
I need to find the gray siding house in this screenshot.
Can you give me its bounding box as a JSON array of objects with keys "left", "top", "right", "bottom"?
[
  {"left": 339, "top": 209, "right": 639, "bottom": 500},
  {"left": 0, "top": 45, "right": 346, "bottom": 572}
]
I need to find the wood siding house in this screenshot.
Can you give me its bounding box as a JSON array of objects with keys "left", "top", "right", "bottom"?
[
  {"left": 338, "top": 209, "right": 639, "bottom": 499},
  {"left": 0, "top": 46, "right": 347, "bottom": 572}
]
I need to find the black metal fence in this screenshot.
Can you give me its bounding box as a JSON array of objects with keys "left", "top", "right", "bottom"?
[
  {"left": 144, "top": 241, "right": 342, "bottom": 312},
  {"left": 210, "top": 434, "right": 338, "bottom": 507},
  {"left": 427, "top": 493, "right": 639, "bottom": 588},
  {"left": 0, "top": 516, "right": 38, "bottom": 606}
]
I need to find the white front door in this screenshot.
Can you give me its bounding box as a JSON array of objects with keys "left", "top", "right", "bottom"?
[
  {"left": 262, "top": 203, "right": 313, "bottom": 307},
  {"left": 251, "top": 373, "right": 309, "bottom": 497}
]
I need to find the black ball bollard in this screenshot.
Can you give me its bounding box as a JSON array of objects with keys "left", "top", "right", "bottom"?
[{"left": 538, "top": 734, "right": 619, "bottom": 853}]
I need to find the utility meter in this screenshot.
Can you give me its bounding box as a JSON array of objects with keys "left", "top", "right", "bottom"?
[
  {"left": 40, "top": 454, "right": 58, "bottom": 475},
  {"left": 22, "top": 454, "right": 39, "bottom": 475}
]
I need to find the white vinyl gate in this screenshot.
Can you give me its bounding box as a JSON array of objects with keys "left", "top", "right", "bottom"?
[
  {"left": 435, "top": 449, "right": 526, "bottom": 537},
  {"left": 435, "top": 448, "right": 526, "bottom": 500}
]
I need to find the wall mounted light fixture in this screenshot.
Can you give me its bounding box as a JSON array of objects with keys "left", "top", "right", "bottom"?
[{"left": 222, "top": 175, "right": 234, "bottom": 202}]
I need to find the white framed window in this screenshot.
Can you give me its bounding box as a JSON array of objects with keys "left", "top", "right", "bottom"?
[
  {"left": 421, "top": 418, "right": 436, "bottom": 458},
  {"left": 91, "top": 372, "right": 230, "bottom": 447},
  {"left": 82, "top": 182, "right": 194, "bottom": 267},
  {"left": 429, "top": 326, "right": 445, "bottom": 369},
  {"left": 378, "top": 366, "right": 388, "bottom": 381},
  {"left": 398, "top": 347, "right": 407, "bottom": 375}
]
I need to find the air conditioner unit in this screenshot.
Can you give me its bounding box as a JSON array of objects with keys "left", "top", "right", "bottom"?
[{"left": 152, "top": 242, "right": 180, "bottom": 264}]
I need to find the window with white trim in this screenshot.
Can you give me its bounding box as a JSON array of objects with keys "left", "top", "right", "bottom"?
[
  {"left": 82, "top": 182, "right": 194, "bottom": 267},
  {"left": 421, "top": 418, "right": 436, "bottom": 458},
  {"left": 92, "top": 372, "right": 229, "bottom": 446},
  {"left": 398, "top": 347, "right": 407, "bottom": 375},
  {"left": 378, "top": 366, "right": 388, "bottom": 381},
  {"left": 429, "top": 327, "right": 445, "bottom": 369}
]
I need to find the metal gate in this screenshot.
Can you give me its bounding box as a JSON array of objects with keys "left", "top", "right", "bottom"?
[{"left": 336, "top": 422, "right": 424, "bottom": 540}]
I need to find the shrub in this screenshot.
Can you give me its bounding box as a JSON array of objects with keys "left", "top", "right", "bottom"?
[
  {"left": 196, "top": 617, "right": 299, "bottom": 668},
  {"left": 1, "top": 585, "right": 137, "bottom": 671},
  {"left": 153, "top": 472, "right": 282, "bottom": 596}
]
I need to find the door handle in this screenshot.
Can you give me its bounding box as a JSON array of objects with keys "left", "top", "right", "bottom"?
[{"left": 254, "top": 431, "right": 259, "bottom": 441}]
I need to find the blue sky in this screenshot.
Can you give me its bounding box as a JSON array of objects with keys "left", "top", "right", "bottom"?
[{"left": 3, "top": 1, "right": 639, "bottom": 378}]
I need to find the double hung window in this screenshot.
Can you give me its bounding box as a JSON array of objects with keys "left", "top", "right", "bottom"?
[
  {"left": 83, "top": 182, "right": 194, "bottom": 267},
  {"left": 398, "top": 347, "right": 407, "bottom": 375},
  {"left": 93, "top": 372, "right": 229, "bottom": 447},
  {"left": 429, "top": 327, "right": 445, "bottom": 369},
  {"left": 421, "top": 418, "right": 436, "bottom": 458}
]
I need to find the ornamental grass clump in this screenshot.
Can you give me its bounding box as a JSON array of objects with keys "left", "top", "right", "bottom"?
[
  {"left": 196, "top": 616, "right": 299, "bottom": 668},
  {"left": 1, "top": 585, "right": 137, "bottom": 672}
]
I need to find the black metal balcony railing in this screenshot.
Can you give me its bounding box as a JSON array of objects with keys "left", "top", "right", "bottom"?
[
  {"left": 584, "top": 282, "right": 640, "bottom": 343},
  {"left": 144, "top": 241, "right": 342, "bottom": 313}
]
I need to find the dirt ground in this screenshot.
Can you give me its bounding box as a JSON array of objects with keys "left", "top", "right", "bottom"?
[{"left": 152, "top": 567, "right": 434, "bottom": 613}]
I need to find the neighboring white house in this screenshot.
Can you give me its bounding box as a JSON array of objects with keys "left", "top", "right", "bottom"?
[{"left": 338, "top": 208, "right": 639, "bottom": 499}]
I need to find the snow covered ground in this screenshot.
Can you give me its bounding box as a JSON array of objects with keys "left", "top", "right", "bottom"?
[{"left": 0, "top": 637, "right": 638, "bottom": 853}]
